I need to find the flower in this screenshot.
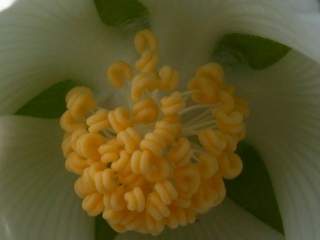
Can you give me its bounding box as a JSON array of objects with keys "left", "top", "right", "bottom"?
[{"left": 0, "top": 0, "right": 319, "bottom": 240}]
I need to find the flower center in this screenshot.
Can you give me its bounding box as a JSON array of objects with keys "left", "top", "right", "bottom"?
[{"left": 60, "top": 29, "right": 249, "bottom": 235}]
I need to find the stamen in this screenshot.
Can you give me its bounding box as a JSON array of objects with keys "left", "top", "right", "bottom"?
[{"left": 60, "top": 29, "right": 249, "bottom": 235}]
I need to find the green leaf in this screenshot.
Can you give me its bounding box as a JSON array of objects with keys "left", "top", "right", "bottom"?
[
  {"left": 213, "top": 33, "right": 290, "bottom": 70},
  {"left": 94, "top": 0, "right": 149, "bottom": 27},
  {"left": 16, "top": 80, "right": 78, "bottom": 119},
  {"left": 226, "top": 141, "right": 284, "bottom": 233},
  {"left": 95, "top": 215, "right": 118, "bottom": 240}
]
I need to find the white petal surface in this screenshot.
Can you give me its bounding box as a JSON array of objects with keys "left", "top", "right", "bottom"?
[
  {"left": 285, "top": 0, "right": 319, "bottom": 12},
  {"left": 0, "top": 0, "right": 134, "bottom": 114},
  {"left": 228, "top": 51, "right": 320, "bottom": 240},
  {"left": 0, "top": 116, "right": 93, "bottom": 240},
  {"left": 115, "top": 199, "right": 283, "bottom": 240},
  {"left": 142, "top": 0, "right": 320, "bottom": 80}
]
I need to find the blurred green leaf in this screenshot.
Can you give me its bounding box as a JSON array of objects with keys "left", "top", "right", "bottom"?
[
  {"left": 94, "top": 0, "right": 149, "bottom": 27},
  {"left": 95, "top": 215, "right": 118, "bottom": 240},
  {"left": 16, "top": 80, "right": 78, "bottom": 118},
  {"left": 213, "top": 33, "right": 290, "bottom": 70},
  {"left": 226, "top": 141, "right": 284, "bottom": 233}
]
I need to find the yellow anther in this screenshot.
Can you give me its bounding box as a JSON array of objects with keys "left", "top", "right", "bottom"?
[
  {"left": 65, "top": 152, "right": 89, "bottom": 175},
  {"left": 86, "top": 109, "right": 109, "bottom": 133},
  {"left": 103, "top": 209, "right": 127, "bottom": 225},
  {"left": 76, "top": 133, "right": 106, "bottom": 160},
  {"left": 111, "top": 150, "right": 131, "bottom": 173},
  {"left": 198, "top": 129, "right": 227, "bottom": 156},
  {"left": 131, "top": 73, "right": 159, "bottom": 101},
  {"left": 166, "top": 207, "right": 196, "bottom": 229},
  {"left": 174, "top": 165, "right": 200, "bottom": 198},
  {"left": 62, "top": 134, "right": 72, "bottom": 157},
  {"left": 70, "top": 128, "right": 87, "bottom": 150},
  {"left": 218, "top": 90, "right": 235, "bottom": 113},
  {"left": 214, "top": 110, "right": 245, "bottom": 134},
  {"left": 62, "top": 29, "right": 248, "bottom": 235},
  {"left": 195, "top": 63, "right": 224, "bottom": 83},
  {"left": 130, "top": 150, "right": 153, "bottom": 175},
  {"left": 119, "top": 172, "right": 147, "bottom": 189},
  {"left": 108, "top": 107, "right": 131, "bottom": 133},
  {"left": 160, "top": 92, "right": 185, "bottom": 115},
  {"left": 188, "top": 63, "right": 224, "bottom": 104},
  {"left": 94, "top": 169, "right": 118, "bottom": 193},
  {"left": 155, "top": 119, "right": 180, "bottom": 141},
  {"left": 103, "top": 187, "right": 127, "bottom": 211},
  {"left": 191, "top": 175, "right": 225, "bottom": 213},
  {"left": 117, "top": 127, "right": 141, "bottom": 153},
  {"left": 145, "top": 158, "right": 171, "bottom": 183},
  {"left": 132, "top": 98, "right": 158, "bottom": 124},
  {"left": 147, "top": 192, "right": 170, "bottom": 221},
  {"left": 159, "top": 66, "right": 180, "bottom": 91},
  {"left": 188, "top": 77, "right": 220, "bottom": 104},
  {"left": 107, "top": 61, "right": 133, "bottom": 88},
  {"left": 74, "top": 173, "right": 96, "bottom": 199},
  {"left": 99, "top": 139, "right": 122, "bottom": 164},
  {"left": 82, "top": 192, "right": 104, "bottom": 216},
  {"left": 124, "top": 187, "right": 146, "bottom": 212},
  {"left": 66, "top": 87, "right": 96, "bottom": 119},
  {"left": 145, "top": 214, "right": 165, "bottom": 236},
  {"left": 167, "top": 138, "right": 192, "bottom": 167},
  {"left": 154, "top": 181, "right": 178, "bottom": 205},
  {"left": 103, "top": 210, "right": 133, "bottom": 233},
  {"left": 60, "top": 111, "right": 86, "bottom": 132},
  {"left": 140, "top": 132, "right": 165, "bottom": 157},
  {"left": 136, "top": 50, "right": 159, "bottom": 73},
  {"left": 134, "top": 29, "right": 158, "bottom": 54},
  {"left": 234, "top": 96, "right": 250, "bottom": 118},
  {"left": 218, "top": 153, "right": 243, "bottom": 180},
  {"left": 197, "top": 152, "right": 219, "bottom": 179}
]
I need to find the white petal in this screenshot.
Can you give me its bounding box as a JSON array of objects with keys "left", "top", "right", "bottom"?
[
  {"left": 228, "top": 51, "right": 320, "bottom": 240},
  {"left": 285, "top": 0, "right": 319, "bottom": 12},
  {"left": 0, "top": 116, "right": 93, "bottom": 240},
  {"left": 141, "top": 0, "right": 320, "bottom": 79},
  {"left": 0, "top": 0, "right": 134, "bottom": 114},
  {"left": 115, "top": 199, "right": 282, "bottom": 240}
]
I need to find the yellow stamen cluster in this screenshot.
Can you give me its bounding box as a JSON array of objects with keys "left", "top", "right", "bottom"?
[{"left": 60, "top": 29, "right": 249, "bottom": 235}]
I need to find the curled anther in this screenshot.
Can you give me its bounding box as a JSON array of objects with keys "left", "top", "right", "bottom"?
[
  {"left": 136, "top": 50, "right": 159, "bottom": 73},
  {"left": 146, "top": 192, "right": 170, "bottom": 221},
  {"left": 99, "top": 139, "right": 122, "bottom": 164},
  {"left": 108, "top": 107, "right": 131, "bottom": 133},
  {"left": 65, "top": 152, "right": 89, "bottom": 175},
  {"left": 198, "top": 129, "right": 227, "bottom": 156},
  {"left": 107, "top": 61, "right": 133, "bottom": 88},
  {"left": 130, "top": 150, "right": 153, "bottom": 175},
  {"left": 124, "top": 187, "right": 146, "bottom": 212},
  {"left": 117, "top": 127, "right": 141, "bottom": 153},
  {"left": 159, "top": 66, "right": 180, "bottom": 91},
  {"left": 154, "top": 180, "right": 178, "bottom": 205},
  {"left": 66, "top": 87, "right": 96, "bottom": 119},
  {"left": 131, "top": 73, "right": 160, "bottom": 101},
  {"left": 86, "top": 109, "right": 109, "bottom": 133},
  {"left": 132, "top": 98, "right": 158, "bottom": 124},
  {"left": 167, "top": 138, "right": 192, "bottom": 167},
  {"left": 134, "top": 29, "right": 158, "bottom": 54},
  {"left": 160, "top": 92, "right": 185, "bottom": 116}
]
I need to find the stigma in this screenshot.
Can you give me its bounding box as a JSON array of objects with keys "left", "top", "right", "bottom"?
[{"left": 60, "top": 29, "right": 249, "bottom": 235}]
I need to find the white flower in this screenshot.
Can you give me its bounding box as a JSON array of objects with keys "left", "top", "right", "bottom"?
[{"left": 0, "top": 0, "right": 319, "bottom": 239}]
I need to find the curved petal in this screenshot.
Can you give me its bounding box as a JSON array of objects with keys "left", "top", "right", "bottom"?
[
  {"left": 115, "top": 199, "right": 282, "bottom": 240},
  {"left": 285, "top": 0, "right": 320, "bottom": 12},
  {"left": 228, "top": 51, "right": 320, "bottom": 240},
  {"left": 0, "top": 116, "right": 93, "bottom": 240},
  {"left": 141, "top": 0, "right": 320, "bottom": 79},
  {"left": 0, "top": 0, "right": 134, "bottom": 114}
]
